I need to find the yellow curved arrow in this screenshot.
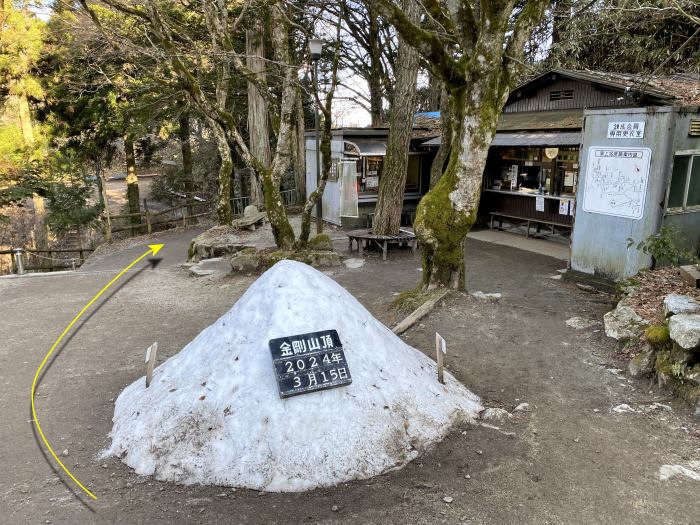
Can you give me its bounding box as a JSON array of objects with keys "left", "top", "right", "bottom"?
[{"left": 31, "top": 244, "right": 164, "bottom": 500}]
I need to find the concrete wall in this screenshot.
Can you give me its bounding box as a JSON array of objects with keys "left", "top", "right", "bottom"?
[{"left": 571, "top": 107, "right": 678, "bottom": 280}]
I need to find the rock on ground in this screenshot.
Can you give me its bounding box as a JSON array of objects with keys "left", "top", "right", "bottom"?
[
  {"left": 628, "top": 342, "right": 656, "bottom": 378},
  {"left": 481, "top": 408, "right": 511, "bottom": 421},
  {"left": 668, "top": 314, "right": 700, "bottom": 350},
  {"left": 604, "top": 302, "right": 648, "bottom": 341},
  {"left": 105, "top": 261, "right": 482, "bottom": 492},
  {"left": 663, "top": 294, "right": 700, "bottom": 317},
  {"left": 566, "top": 317, "right": 597, "bottom": 330},
  {"left": 188, "top": 226, "right": 253, "bottom": 262}
]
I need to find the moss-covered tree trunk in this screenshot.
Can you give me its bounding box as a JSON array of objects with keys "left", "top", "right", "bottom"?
[
  {"left": 296, "top": 13, "right": 342, "bottom": 248},
  {"left": 260, "top": 4, "right": 299, "bottom": 251},
  {"left": 375, "top": 0, "right": 549, "bottom": 289},
  {"left": 429, "top": 85, "right": 450, "bottom": 189},
  {"left": 124, "top": 135, "right": 141, "bottom": 234},
  {"left": 372, "top": 0, "right": 419, "bottom": 236},
  {"left": 208, "top": 118, "right": 233, "bottom": 224},
  {"left": 415, "top": 71, "right": 508, "bottom": 289},
  {"left": 298, "top": 114, "right": 331, "bottom": 247}
]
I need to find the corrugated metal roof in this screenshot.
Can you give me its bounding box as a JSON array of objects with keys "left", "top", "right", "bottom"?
[{"left": 421, "top": 130, "right": 581, "bottom": 147}]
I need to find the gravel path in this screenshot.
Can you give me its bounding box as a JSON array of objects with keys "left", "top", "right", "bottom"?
[{"left": 1, "top": 230, "right": 698, "bottom": 524}]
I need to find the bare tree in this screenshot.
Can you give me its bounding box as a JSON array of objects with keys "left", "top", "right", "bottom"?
[
  {"left": 371, "top": 0, "right": 420, "bottom": 235},
  {"left": 298, "top": 7, "right": 344, "bottom": 247},
  {"left": 246, "top": 16, "right": 269, "bottom": 209},
  {"left": 375, "top": 0, "right": 551, "bottom": 289}
]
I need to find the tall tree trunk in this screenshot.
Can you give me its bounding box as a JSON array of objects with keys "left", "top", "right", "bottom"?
[
  {"left": 292, "top": 89, "right": 306, "bottom": 204},
  {"left": 415, "top": 71, "right": 508, "bottom": 289},
  {"left": 260, "top": 4, "right": 298, "bottom": 250},
  {"left": 367, "top": 2, "right": 384, "bottom": 126},
  {"left": 124, "top": 135, "right": 141, "bottom": 233},
  {"left": 551, "top": 0, "right": 567, "bottom": 46},
  {"left": 246, "top": 19, "right": 269, "bottom": 210},
  {"left": 178, "top": 112, "right": 195, "bottom": 216},
  {"left": 208, "top": 119, "right": 233, "bottom": 224},
  {"left": 429, "top": 85, "right": 450, "bottom": 189},
  {"left": 425, "top": 72, "right": 442, "bottom": 111},
  {"left": 372, "top": 0, "right": 420, "bottom": 235},
  {"left": 95, "top": 157, "right": 112, "bottom": 243},
  {"left": 298, "top": 101, "right": 331, "bottom": 246},
  {"left": 17, "top": 93, "right": 35, "bottom": 146}
]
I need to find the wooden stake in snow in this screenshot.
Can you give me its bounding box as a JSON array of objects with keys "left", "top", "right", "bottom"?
[
  {"left": 435, "top": 332, "right": 446, "bottom": 384},
  {"left": 144, "top": 342, "right": 158, "bottom": 387}
]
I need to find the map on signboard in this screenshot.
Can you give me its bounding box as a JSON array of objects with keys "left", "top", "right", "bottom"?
[
  {"left": 582, "top": 147, "right": 651, "bottom": 220},
  {"left": 269, "top": 329, "right": 352, "bottom": 398}
]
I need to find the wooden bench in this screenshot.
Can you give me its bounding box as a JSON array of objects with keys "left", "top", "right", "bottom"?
[
  {"left": 489, "top": 212, "right": 572, "bottom": 238},
  {"left": 347, "top": 228, "right": 417, "bottom": 260}
]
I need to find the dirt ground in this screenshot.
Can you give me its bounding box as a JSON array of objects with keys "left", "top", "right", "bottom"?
[{"left": 1, "top": 226, "right": 698, "bottom": 524}]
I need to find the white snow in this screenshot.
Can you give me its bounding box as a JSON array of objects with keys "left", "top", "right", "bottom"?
[
  {"left": 611, "top": 404, "right": 635, "bottom": 413},
  {"left": 658, "top": 460, "right": 700, "bottom": 481},
  {"left": 470, "top": 291, "right": 502, "bottom": 301},
  {"left": 105, "top": 260, "right": 482, "bottom": 491}
]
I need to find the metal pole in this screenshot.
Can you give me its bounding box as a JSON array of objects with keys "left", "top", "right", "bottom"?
[
  {"left": 313, "top": 60, "right": 323, "bottom": 234},
  {"left": 13, "top": 248, "right": 24, "bottom": 275}
]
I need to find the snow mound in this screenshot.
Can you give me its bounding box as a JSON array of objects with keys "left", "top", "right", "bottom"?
[{"left": 105, "top": 260, "right": 482, "bottom": 491}]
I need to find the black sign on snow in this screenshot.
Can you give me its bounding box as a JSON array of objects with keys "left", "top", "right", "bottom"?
[{"left": 268, "top": 329, "right": 352, "bottom": 398}]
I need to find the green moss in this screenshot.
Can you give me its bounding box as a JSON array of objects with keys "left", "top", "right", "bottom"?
[
  {"left": 187, "top": 241, "right": 195, "bottom": 261},
  {"left": 308, "top": 234, "right": 333, "bottom": 250},
  {"left": 655, "top": 350, "right": 673, "bottom": 376},
  {"left": 645, "top": 324, "right": 670, "bottom": 346},
  {"left": 261, "top": 170, "right": 295, "bottom": 250},
  {"left": 615, "top": 276, "right": 640, "bottom": 296},
  {"left": 391, "top": 288, "right": 445, "bottom": 313}
]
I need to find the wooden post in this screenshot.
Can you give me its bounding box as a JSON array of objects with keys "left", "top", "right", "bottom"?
[
  {"left": 182, "top": 205, "right": 187, "bottom": 227},
  {"left": 435, "top": 332, "right": 446, "bottom": 384},
  {"left": 145, "top": 342, "right": 158, "bottom": 387},
  {"left": 143, "top": 199, "right": 152, "bottom": 234},
  {"left": 13, "top": 249, "right": 24, "bottom": 275}
]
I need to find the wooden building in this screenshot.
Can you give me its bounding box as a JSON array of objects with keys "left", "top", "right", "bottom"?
[
  {"left": 305, "top": 127, "right": 436, "bottom": 228},
  {"left": 422, "top": 69, "right": 700, "bottom": 239}
]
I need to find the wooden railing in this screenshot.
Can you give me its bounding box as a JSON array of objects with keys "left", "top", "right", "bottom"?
[
  {"left": 108, "top": 200, "right": 211, "bottom": 237},
  {"left": 0, "top": 247, "right": 95, "bottom": 274}
]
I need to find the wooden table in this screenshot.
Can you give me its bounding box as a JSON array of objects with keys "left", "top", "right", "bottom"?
[{"left": 347, "top": 228, "right": 417, "bottom": 260}]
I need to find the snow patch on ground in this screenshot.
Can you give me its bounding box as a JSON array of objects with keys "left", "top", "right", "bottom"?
[
  {"left": 658, "top": 461, "right": 700, "bottom": 481},
  {"left": 343, "top": 258, "right": 365, "bottom": 269},
  {"left": 105, "top": 260, "right": 482, "bottom": 491}
]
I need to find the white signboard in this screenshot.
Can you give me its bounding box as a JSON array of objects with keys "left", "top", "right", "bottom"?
[
  {"left": 582, "top": 147, "right": 651, "bottom": 220},
  {"left": 339, "top": 161, "right": 359, "bottom": 218},
  {"left": 535, "top": 196, "right": 545, "bottom": 212},
  {"left": 558, "top": 200, "right": 569, "bottom": 215},
  {"left": 607, "top": 121, "right": 645, "bottom": 139}
]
